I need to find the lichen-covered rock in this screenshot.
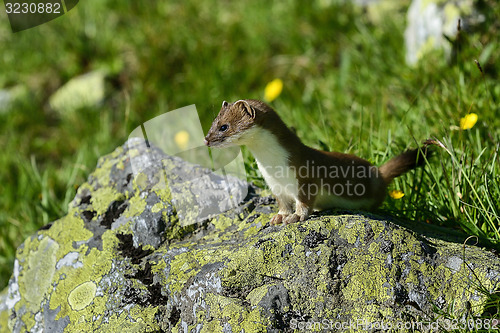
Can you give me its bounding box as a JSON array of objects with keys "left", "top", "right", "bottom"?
[
  {"left": 0, "top": 139, "right": 498, "bottom": 332},
  {"left": 49, "top": 70, "right": 106, "bottom": 114},
  {"left": 0, "top": 85, "right": 28, "bottom": 114}
]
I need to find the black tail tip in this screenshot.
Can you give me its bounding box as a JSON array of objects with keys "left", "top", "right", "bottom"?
[{"left": 416, "top": 139, "right": 435, "bottom": 166}]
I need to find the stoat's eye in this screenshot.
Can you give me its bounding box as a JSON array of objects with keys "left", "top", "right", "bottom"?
[{"left": 219, "top": 124, "right": 229, "bottom": 132}]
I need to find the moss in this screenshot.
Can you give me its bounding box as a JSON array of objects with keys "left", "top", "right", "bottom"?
[
  {"left": 432, "top": 260, "right": 493, "bottom": 316},
  {"left": 44, "top": 214, "right": 93, "bottom": 259},
  {"left": 391, "top": 228, "right": 420, "bottom": 254}
]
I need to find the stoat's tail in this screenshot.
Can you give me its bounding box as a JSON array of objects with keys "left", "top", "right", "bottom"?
[{"left": 379, "top": 144, "right": 432, "bottom": 184}]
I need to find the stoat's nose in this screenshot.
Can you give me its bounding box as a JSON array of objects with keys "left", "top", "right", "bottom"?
[{"left": 204, "top": 138, "right": 209, "bottom": 146}]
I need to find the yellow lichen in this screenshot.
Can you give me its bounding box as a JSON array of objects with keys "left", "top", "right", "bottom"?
[
  {"left": 68, "top": 282, "right": 97, "bottom": 311},
  {"left": 246, "top": 285, "right": 270, "bottom": 306},
  {"left": 21, "top": 237, "right": 59, "bottom": 313}
]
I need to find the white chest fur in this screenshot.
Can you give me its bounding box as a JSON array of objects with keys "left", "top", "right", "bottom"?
[{"left": 242, "top": 127, "right": 299, "bottom": 203}]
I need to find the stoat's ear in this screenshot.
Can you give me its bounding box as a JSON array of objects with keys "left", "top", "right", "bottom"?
[
  {"left": 221, "top": 101, "right": 229, "bottom": 108},
  {"left": 234, "top": 100, "right": 256, "bottom": 119}
]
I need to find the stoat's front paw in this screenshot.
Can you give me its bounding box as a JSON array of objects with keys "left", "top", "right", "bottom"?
[
  {"left": 283, "top": 212, "right": 309, "bottom": 225},
  {"left": 271, "top": 212, "right": 309, "bottom": 225},
  {"left": 283, "top": 214, "right": 300, "bottom": 224}
]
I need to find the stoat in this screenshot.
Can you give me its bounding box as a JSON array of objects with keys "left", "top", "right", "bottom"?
[{"left": 204, "top": 99, "right": 430, "bottom": 225}]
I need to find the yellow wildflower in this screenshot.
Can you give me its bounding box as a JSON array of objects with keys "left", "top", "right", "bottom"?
[
  {"left": 389, "top": 190, "right": 405, "bottom": 199},
  {"left": 459, "top": 113, "right": 478, "bottom": 130},
  {"left": 174, "top": 130, "right": 190, "bottom": 150},
  {"left": 264, "top": 78, "right": 283, "bottom": 102}
]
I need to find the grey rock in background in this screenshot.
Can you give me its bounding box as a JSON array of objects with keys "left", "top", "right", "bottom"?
[{"left": 405, "top": 0, "right": 479, "bottom": 65}]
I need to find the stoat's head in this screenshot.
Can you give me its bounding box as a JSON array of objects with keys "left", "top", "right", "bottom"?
[{"left": 204, "top": 100, "right": 258, "bottom": 148}]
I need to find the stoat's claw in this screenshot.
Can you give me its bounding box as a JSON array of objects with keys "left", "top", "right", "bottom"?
[
  {"left": 283, "top": 214, "right": 300, "bottom": 225},
  {"left": 270, "top": 214, "right": 284, "bottom": 225},
  {"left": 272, "top": 212, "right": 309, "bottom": 225}
]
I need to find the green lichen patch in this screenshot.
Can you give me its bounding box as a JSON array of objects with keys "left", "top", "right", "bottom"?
[
  {"left": 336, "top": 215, "right": 367, "bottom": 244},
  {"left": 18, "top": 237, "right": 59, "bottom": 313},
  {"left": 90, "top": 187, "right": 125, "bottom": 216},
  {"left": 67, "top": 281, "right": 97, "bottom": 311},
  {"left": 246, "top": 285, "right": 270, "bottom": 306},
  {"left": 205, "top": 293, "right": 269, "bottom": 332},
  {"left": 342, "top": 247, "right": 392, "bottom": 304},
  {"left": 167, "top": 248, "right": 209, "bottom": 293},
  {"left": 211, "top": 215, "right": 235, "bottom": 234},
  {"left": 124, "top": 193, "right": 148, "bottom": 218},
  {"left": 44, "top": 214, "right": 93, "bottom": 249}
]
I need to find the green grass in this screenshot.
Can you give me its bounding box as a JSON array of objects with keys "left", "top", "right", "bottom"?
[{"left": 0, "top": 0, "right": 498, "bottom": 320}]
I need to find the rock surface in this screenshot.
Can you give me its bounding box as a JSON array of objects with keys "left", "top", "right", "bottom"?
[
  {"left": 0, "top": 139, "right": 498, "bottom": 332},
  {"left": 355, "top": 0, "right": 485, "bottom": 65},
  {"left": 49, "top": 70, "right": 106, "bottom": 114}
]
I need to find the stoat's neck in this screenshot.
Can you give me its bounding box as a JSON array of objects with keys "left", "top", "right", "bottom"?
[
  {"left": 240, "top": 105, "right": 305, "bottom": 165},
  {"left": 245, "top": 127, "right": 289, "bottom": 168}
]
